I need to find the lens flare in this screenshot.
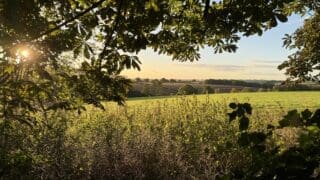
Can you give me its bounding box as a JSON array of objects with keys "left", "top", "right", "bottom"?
[
  {"left": 17, "top": 47, "right": 32, "bottom": 60},
  {"left": 20, "top": 49, "right": 30, "bottom": 58}
]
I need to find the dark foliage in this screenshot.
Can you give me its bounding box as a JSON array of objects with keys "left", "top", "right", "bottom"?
[
  {"left": 177, "top": 84, "right": 198, "bottom": 95},
  {"left": 228, "top": 103, "right": 320, "bottom": 179},
  {"left": 204, "top": 79, "right": 275, "bottom": 89},
  {"left": 279, "top": 13, "right": 320, "bottom": 83}
]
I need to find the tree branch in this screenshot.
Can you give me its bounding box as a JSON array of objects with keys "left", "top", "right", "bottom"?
[
  {"left": 33, "top": 0, "right": 106, "bottom": 41},
  {"left": 98, "top": 0, "right": 124, "bottom": 64},
  {"left": 203, "top": 0, "right": 210, "bottom": 20}
]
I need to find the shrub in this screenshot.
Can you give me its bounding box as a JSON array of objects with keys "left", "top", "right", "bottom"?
[
  {"left": 230, "top": 88, "right": 239, "bottom": 93},
  {"left": 160, "top": 78, "right": 169, "bottom": 83},
  {"left": 202, "top": 86, "right": 213, "bottom": 94},
  {"left": 214, "top": 88, "right": 221, "bottom": 94},
  {"left": 228, "top": 103, "right": 320, "bottom": 179},
  {"left": 169, "top": 79, "right": 177, "bottom": 83},
  {"left": 1, "top": 97, "right": 254, "bottom": 179},
  {"left": 2, "top": 95, "right": 318, "bottom": 179},
  {"left": 177, "top": 84, "right": 198, "bottom": 95},
  {"left": 135, "top": 77, "right": 142, "bottom": 82},
  {"left": 127, "top": 89, "right": 145, "bottom": 97}
]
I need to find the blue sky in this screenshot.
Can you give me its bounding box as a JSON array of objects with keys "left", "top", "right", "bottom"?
[{"left": 123, "top": 15, "right": 305, "bottom": 80}]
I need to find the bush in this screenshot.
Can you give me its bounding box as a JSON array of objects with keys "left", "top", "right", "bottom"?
[
  {"left": 135, "top": 77, "right": 142, "bottom": 82},
  {"left": 202, "top": 86, "right": 213, "bottom": 94},
  {"left": 160, "top": 78, "right": 169, "bottom": 83},
  {"left": 127, "top": 89, "right": 145, "bottom": 97},
  {"left": 1, "top": 97, "right": 252, "bottom": 179},
  {"left": 228, "top": 103, "right": 320, "bottom": 179},
  {"left": 177, "top": 84, "right": 198, "bottom": 95},
  {"left": 273, "top": 84, "right": 320, "bottom": 91},
  {"left": 2, "top": 96, "right": 318, "bottom": 179},
  {"left": 142, "top": 84, "right": 152, "bottom": 96},
  {"left": 230, "top": 88, "right": 239, "bottom": 93}
]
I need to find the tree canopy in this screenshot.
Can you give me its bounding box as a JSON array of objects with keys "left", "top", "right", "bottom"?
[
  {"left": 177, "top": 84, "right": 198, "bottom": 95},
  {"left": 279, "top": 12, "right": 320, "bottom": 83}
]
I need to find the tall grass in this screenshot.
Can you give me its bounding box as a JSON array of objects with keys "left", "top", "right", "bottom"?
[{"left": 1, "top": 95, "right": 299, "bottom": 179}]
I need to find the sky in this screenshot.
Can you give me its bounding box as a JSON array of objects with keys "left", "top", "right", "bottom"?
[{"left": 122, "top": 15, "right": 305, "bottom": 80}]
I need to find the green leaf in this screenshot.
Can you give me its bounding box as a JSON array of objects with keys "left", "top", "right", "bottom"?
[
  {"left": 238, "top": 132, "right": 250, "bottom": 146},
  {"left": 228, "top": 111, "right": 237, "bottom": 122},
  {"left": 306, "top": 125, "right": 319, "bottom": 134},
  {"left": 229, "top": 102, "right": 237, "bottom": 109},
  {"left": 301, "top": 109, "right": 312, "bottom": 120},
  {"left": 46, "top": 101, "right": 71, "bottom": 111},
  {"left": 279, "top": 110, "right": 302, "bottom": 127},
  {"left": 4, "top": 64, "right": 15, "bottom": 73},
  {"left": 249, "top": 132, "right": 267, "bottom": 145},
  {"left": 83, "top": 44, "right": 93, "bottom": 59},
  {"left": 243, "top": 103, "right": 252, "bottom": 114},
  {"left": 268, "top": 16, "right": 278, "bottom": 28},
  {"left": 239, "top": 117, "right": 249, "bottom": 131},
  {"left": 276, "top": 13, "right": 288, "bottom": 23}
]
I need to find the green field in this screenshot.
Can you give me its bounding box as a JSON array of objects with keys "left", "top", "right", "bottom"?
[
  {"left": 126, "top": 91, "right": 320, "bottom": 110},
  {"left": 5, "top": 91, "right": 320, "bottom": 178}
]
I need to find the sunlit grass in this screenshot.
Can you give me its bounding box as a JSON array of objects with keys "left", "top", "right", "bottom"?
[
  {"left": 124, "top": 91, "right": 320, "bottom": 110},
  {"left": 8, "top": 91, "right": 320, "bottom": 178}
]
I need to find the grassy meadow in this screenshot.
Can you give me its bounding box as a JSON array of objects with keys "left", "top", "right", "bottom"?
[
  {"left": 4, "top": 91, "right": 320, "bottom": 179},
  {"left": 125, "top": 91, "right": 320, "bottom": 110}
]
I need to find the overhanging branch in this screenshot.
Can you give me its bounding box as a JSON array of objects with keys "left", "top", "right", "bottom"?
[
  {"left": 98, "top": 0, "right": 124, "bottom": 65},
  {"left": 33, "top": 0, "right": 107, "bottom": 41}
]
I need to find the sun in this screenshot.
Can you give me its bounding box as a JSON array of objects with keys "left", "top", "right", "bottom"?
[
  {"left": 20, "top": 49, "right": 30, "bottom": 58},
  {"left": 17, "top": 47, "right": 32, "bottom": 59}
]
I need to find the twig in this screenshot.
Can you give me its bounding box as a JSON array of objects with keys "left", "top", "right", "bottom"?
[
  {"left": 98, "top": 0, "right": 124, "bottom": 65},
  {"left": 32, "top": 0, "right": 107, "bottom": 41}
]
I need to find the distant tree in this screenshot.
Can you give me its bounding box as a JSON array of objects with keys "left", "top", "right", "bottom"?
[
  {"left": 144, "top": 78, "right": 150, "bottom": 82},
  {"left": 169, "top": 79, "right": 177, "bottom": 83},
  {"left": 204, "top": 79, "right": 274, "bottom": 88},
  {"left": 160, "top": 78, "right": 169, "bottom": 83},
  {"left": 151, "top": 79, "right": 162, "bottom": 86},
  {"left": 140, "top": 79, "right": 163, "bottom": 96},
  {"left": 272, "top": 86, "right": 280, "bottom": 91},
  {"left": 230, "top": 88, "right": 239, "bottom": 93},
  {"left": 127, "top": 89, "right": 144, "bottom": 97},
  {"left": 142, "top": 84, "right": 152, "bottom": 96},
  {"left": 202, "top": 86, "right": 213, "bottom": 94},
  {"left": 241, "top": 87, "right": 254, "bottom": 92},
  {"left": 272, "top": 84, "right": 318, "bottom": 91},
  {"left": 214, "top": 88, "right": 221, "bottom": 94},
  {"left": 177, "top": 84, "right": 198, "bottom": 95},
  {"left": 135, "top": 77, "right": 142, "bottom": 82}
]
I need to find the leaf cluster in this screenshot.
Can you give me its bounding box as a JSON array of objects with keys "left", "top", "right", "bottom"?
[
  {"left": 279, "top": 13, "right": 320, "bottom": 83},
  {"left": 228, "top": 102, "right": 320, "bottom": 179}
]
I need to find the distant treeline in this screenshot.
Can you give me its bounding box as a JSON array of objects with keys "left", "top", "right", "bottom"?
[
  {"left": 273, "top": 84, "right": 320, "bottom": 91},
  {"left": 127, "top": 78, "right": 320, "bottom": 98},
  {"left": 204, "top": 79, "right": 276, "bottom": 88}
]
